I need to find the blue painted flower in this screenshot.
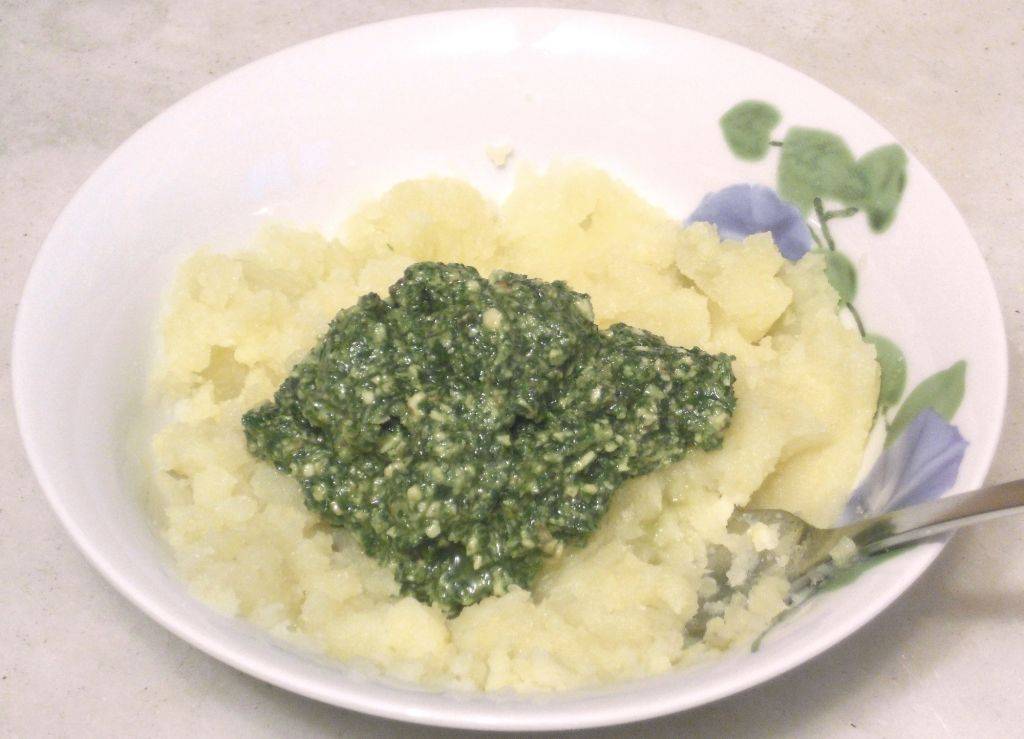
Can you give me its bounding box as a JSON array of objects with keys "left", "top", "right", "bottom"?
[
  {"left": 841, "top": 409, "right": 968, "bottom": 522},
  {"left": 687, "top": 184, "right": 812, "bottom": 260}
]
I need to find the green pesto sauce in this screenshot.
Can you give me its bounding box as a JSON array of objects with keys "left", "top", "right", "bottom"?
[{"left": 242, "top": 262, "right": 735, "bottom": 615}]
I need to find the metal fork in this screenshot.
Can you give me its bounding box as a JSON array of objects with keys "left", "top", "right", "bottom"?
[{"left": 686, "top": 478, "right": 1024, "bottom": 638}]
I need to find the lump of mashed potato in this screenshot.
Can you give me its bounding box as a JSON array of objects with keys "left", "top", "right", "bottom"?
[{"left": 148, "top": 163, "right": 879, "bottom": 692}]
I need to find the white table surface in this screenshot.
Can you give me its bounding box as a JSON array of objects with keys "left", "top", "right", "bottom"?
[{"left": 2, "top": 1, "right": 1022, "bottom": 736}]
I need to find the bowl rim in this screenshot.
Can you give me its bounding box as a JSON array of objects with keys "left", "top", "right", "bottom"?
[{"left": 11, "top": 7, "right": 1008, "bottom": 731}]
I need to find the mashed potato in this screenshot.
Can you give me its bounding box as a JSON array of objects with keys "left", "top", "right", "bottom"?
[{"left": 148, "top": 164, "right": 879, "bottom": 691}]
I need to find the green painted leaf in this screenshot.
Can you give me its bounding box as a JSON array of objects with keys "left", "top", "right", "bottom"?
[
  {"left": 865, "top": 334, "right": 907, "bottom": 409},
  {"left": 720, "top": 101, "right": 782, "bottom": 161},
  {"left": 818, "top": 249, "right": 857, "bottom": 303},
  {"left": 886, "top": 360, "right": 967, "bottom": 446},
  {"left": 856, "top": 144, "right": 908, "bottom": 232},
  {"left": 777, "top": 127, "right": 868, "bottom": 213}
]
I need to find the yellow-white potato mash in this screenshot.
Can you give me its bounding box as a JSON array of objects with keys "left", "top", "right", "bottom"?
[{"left": 148, "top": 164, "right": 879, "bottom": 692}]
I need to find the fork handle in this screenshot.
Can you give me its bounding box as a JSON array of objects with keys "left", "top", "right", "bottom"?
[{"left": 842, "top": 478, "right": 1024, "bottom": 554}]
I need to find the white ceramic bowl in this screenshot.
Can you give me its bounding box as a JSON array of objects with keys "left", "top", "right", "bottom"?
[{"left": 12, "top": 9, "right": 1006, "bottom": 731}]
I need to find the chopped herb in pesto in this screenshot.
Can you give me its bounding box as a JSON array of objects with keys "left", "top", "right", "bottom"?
[{"left": 242, "top": 262, "right": 736, "bottom": 614}]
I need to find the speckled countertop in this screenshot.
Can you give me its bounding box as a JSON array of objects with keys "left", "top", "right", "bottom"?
[{"left": 2, "top": 1, "right": 1022, "bottom": 736}]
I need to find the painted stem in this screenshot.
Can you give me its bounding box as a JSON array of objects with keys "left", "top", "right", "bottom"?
[
  {"left": 824, "top": 206, "right": 859, "bottom": 220},
  {"left": 812, "top": 198, "right": 837, "bottom": 251},
  {"left": 809, "top": 226, "right": 825, "bottom": 250},
  {"left": 846, "top": 301, "right": 867, "bottom": 338}
]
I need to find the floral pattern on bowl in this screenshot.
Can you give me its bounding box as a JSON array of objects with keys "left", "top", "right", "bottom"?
[{"left": 686, "top": 100, "right": 971, "bottom": 597}]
